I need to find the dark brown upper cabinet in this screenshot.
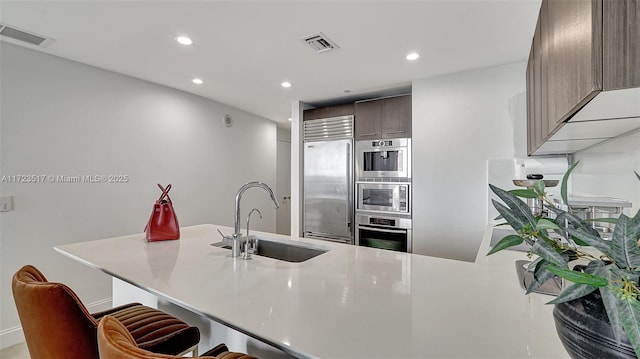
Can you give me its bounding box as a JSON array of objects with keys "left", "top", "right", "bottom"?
[
  {"left": 545, "top": 0, "right": 602, "bottom": 129},
  {"left": 381, "top": 95, "right": 412, "bottom": 139},
  {"left": 527, "top": 0, "right": 640, "bottom": 155},
  {"left": 354, "top": 100, "right": 381, "bottom": 140},
  {"left": 527, "top": 44, "right": 535, "bottom": 154},
  {"left": 528, "top": 6, "right": 548, "bottom": 154},
  {"left": 355, "top": 95, "right": 412, "bottom": 141},
  {"left": 303, "top": 103, "right": 355, "bottom": 121},
  {"left": 603, "top": 0, "right": 640, "bottom": 90}
]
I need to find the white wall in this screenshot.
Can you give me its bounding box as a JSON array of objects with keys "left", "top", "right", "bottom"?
[
  {"left": 0, "top": 43, "right": 277, "bottom": 348},
  {"left": 412, "top": 62, "right": 526, "bottom": 262},
  {"left": 572, "top": 130, "right": 640, "bottom": 217}
]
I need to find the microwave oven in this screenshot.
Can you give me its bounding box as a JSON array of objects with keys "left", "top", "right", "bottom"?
[
  {"left": 356, "top": 138, "right": 410, "bottom": 179},
  {"left": 357, "top": 182, "right": 410, "bottom": 214}
]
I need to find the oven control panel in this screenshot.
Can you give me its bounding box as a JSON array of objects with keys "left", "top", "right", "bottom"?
[
  {"left": 372, "top": 140, "right": 394, "bottom": 147},
  {"left": 370, "top": 217, "right": 395, "bottom": 226},
  {"left": 356, "top": 213, "right": 412, "bottom": 230},
  {"left": 400, "top": 186, "right": 407, "bottom": 212}
]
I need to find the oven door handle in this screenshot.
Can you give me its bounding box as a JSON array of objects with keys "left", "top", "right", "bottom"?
[{"left": 358, "top": 225, "right": 407, "bottom": 234}]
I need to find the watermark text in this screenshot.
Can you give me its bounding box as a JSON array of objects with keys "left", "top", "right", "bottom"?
[{"left": 1, "top": 174, "right": 129, "bottom": 184}]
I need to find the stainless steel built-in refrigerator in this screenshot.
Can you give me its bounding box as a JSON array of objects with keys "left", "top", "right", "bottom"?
[{"left": 303, "top": 115, "right": 354, "bottom": 244}]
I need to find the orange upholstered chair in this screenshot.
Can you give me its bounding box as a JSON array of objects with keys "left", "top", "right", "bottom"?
[
  {"left": 98, "top": 315, "right": 257, "bottom": 359},
  {"left": 12, "top": 264, "right": 200, "bottom": 359}
]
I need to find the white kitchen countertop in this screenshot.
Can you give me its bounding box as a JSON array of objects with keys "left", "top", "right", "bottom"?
[{"left": 55, "top": 224, "right": 569, "bottom": 359}]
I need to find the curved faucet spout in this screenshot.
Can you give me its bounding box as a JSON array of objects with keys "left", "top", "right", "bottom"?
[
  {"left": 246, "top": 208, "right": 263, "bottom": 238},
  {"left": 234, "top": 181, "right": 280, "bottom": 237},
  {"left": 242, "top": 208, "right": 263, "bottom": 260}
]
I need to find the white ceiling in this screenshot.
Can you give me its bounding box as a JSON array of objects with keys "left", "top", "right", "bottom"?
[{"left": 0, "top": 0, "right": 542, "bottom": 126}]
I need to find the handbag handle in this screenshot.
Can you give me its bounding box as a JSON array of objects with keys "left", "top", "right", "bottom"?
[{"left": 157, "top": 183, "right": 172, "bottom": 202}]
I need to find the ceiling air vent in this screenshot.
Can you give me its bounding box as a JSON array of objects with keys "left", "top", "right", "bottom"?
[
  {"left": 301, "top": 32, "right": 339, "bottom": 54},
  {"left": 0, "top": 23, "right": 54, "bottom": 47}
]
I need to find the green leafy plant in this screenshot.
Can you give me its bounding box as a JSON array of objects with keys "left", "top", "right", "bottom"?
[{"left": 489, "top": 162, "right": 640, "bottom": 357}]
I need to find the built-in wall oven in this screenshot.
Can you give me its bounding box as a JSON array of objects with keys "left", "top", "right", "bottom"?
[
  {"left": 357, "top": 182, "right": 409, "bottom": 214},
  {"left": 355, "top": 137, "right": 412, "bottom": 252},
  {"left": 356, "top": 138, "right": 411, "bottom": 179},
  {"left": 356, "top": 212, "right": 412, "bottom": 253}
]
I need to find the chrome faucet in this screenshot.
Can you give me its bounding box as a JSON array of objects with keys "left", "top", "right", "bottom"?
[
  {"left": 242, "top": 208, "right": 262, "bottom": 260},
  {"left": 230, "top": 182, "right": 279, "bottom": 257}
]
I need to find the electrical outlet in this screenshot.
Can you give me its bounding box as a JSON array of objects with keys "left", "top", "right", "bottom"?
[{"left": 0, "top": 196, "right": 13, "bottom": 212}]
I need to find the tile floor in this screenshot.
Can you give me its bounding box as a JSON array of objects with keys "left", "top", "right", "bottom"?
[{"left": 0, "top": 342, "right": 29, "bottom": 359}]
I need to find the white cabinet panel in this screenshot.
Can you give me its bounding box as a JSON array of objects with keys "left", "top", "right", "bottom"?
[
  {"left": 572, "top": 88, "right": 640, "bottom": 121},
  {"left": 551, "top": 117, "right": 640, "bottom": 141},
  {"left": 534, "top": 138, "right": 605, "bottom": 155}
]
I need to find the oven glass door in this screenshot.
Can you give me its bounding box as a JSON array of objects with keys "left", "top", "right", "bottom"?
[{"left": 358, "top": 226, "right": 408, "bottom": 252}]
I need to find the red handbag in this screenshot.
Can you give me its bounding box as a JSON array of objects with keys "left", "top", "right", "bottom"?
[{"left": 145, "top": 183, "right": 180, "bottom": 241}]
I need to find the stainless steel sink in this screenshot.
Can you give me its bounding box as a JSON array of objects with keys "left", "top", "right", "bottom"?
[
  {"left": 515, "top": 259, "right": 562, "bottom": 296},
  {"left": 211, "top": 237, "right": 328, "bottom": 263}
]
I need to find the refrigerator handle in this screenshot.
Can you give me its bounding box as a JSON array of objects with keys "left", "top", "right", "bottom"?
[{"left": 347, "top": 141, "right": 353, "bottom": 236}]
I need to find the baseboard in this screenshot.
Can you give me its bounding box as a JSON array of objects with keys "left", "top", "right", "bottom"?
[
  {"left": 87, "top": 297, "right": 113, "bottom": 313},
  {"left": 0, "top": 325, "right": 24, "bottom": 350},
  {"left": 0, "top": 297, "right": 112, "bottom": 350}
]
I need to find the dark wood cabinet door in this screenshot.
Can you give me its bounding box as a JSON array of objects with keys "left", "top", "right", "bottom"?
[
  {"left": 527, "top": 47, "right": 535, "bottom": 154},
  {"left": 603, "top": 0, "right": 640, "bottom": 90},
  {"left": 546, "top": 0, "right": 602, "bottom": 126},
  {"left": 539, "top": 0, "right": 551, "bottom": 144},
  {"left": 381, "top": 95, "right": 412, "bottom": 138},
  {"left": 533, "top": 11, "right": 545, "bottom": 148},
  {"left": 526, "top": 4, "right": 549, "bottom": 155},
  {"left": 355, "top": 100, "right": 382, "bottom": 140}
]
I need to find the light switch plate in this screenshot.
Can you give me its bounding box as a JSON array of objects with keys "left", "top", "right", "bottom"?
[{"left": 0, "top": 196, "right": 13, "bottom": 212}]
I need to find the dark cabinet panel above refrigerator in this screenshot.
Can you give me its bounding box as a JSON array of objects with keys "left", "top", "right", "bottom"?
[{"left": 303, "top": 103, "right": 354, "bottom": 121}]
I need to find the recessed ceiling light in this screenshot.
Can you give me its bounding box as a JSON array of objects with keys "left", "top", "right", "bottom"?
[
  {"left": 281, "top": 81, "right": 292, "bottom": 88},
  {"left": 406, "top": 52, "right": 420, "bottom": 61},
  {"left": 177, "top": 36, "right": 193, "bottom": 45},
  {"left": 288, "top": 118, "right": 293, "bottom": 122},
  {"left": 192, "top": 78, "right": 204, "bottom": 85}
]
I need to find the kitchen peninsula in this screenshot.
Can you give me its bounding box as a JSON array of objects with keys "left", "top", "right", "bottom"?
[{"left": 55, "top": 224, "right": 568, "bottom": 358}]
